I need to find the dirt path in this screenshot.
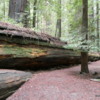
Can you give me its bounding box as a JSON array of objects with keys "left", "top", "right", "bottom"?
[{"left": 7, "top": 61, "right": 100, "bottom": 100}]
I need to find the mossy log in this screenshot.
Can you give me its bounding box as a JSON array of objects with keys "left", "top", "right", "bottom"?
[
  {"left": 0, "top": 43, "right": 81, "bottom": 70},
  {"left": 0, "top": 70, "right": 32, "bottom": 100},
  {"left": 0, "top": 22, "right": 67, "bottom": 48},
  {"left": 0, "top": 56, "right": 81, "bottom": 70},
  {"left": 0, "top": 22, "right": 99, "bottom": 70},
  {"left": 0, "top": 43, "right": 99, "bottom": 70}
]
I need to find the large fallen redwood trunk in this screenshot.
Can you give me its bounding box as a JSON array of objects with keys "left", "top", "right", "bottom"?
[
  {"left": 0, "top": 22, "right": 67, "bottom": 47},
  {"left": 0, "top": 44, "right": 99, "bottom": 70},
  {"left": 0, "top": 42, "right": 81, "bottom": 70},
  {"left": 0, "top": 55, "right": 81, "bottom": 70},
  {"left": 0, "top": 22, "right": 73, "bottom": 70},
  {"left": 0, "top": 22, "right": 99, "bottom": 70},
  {"left": 0, "top": 69, "right": 32, "bottom": 100}
]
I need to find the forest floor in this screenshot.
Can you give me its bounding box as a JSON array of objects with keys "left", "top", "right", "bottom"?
[{"left": 7, "top": 61, "right": 100, "bottom": 100}]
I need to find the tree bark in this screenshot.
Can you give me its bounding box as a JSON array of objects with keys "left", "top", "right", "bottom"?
[
  {"left": 81, "top": 0, "right": 89, "bottom": 73},
  {"left": 0, "top": 55, "right": 81, "bottom": 70},
  {"left": 33, "top": 0, "right": 37, "bottom": 28},
  {"left": 9, "top": 0, "right": 29, "bottom": 27},
  {"left": 81, "top": 52, "right": 89, "bottom": 73},
  {"left": 55, "top": 19, "right": 61, "bottom": 38},
  {"left": 0, "top": 70, "right": 32, "bottom": 100},
  {"left": 3, "top": 0, "right": 6, "bottom": 18},
  {"left": 9, "top": 0, "right": 16, "bottom": 19},
  {"left": 55, "top": 0, "right": 61, "bottom": 39},
  {"left": 96, "top": 0, "right": 99, "bottom": 47}
]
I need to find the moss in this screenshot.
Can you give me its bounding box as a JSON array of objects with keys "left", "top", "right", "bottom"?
[{"left": 1, "top": 45, "right": 46, "bottom": 58}]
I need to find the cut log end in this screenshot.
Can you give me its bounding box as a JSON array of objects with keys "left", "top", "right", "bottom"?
[{"left": 0, "top": 70, "right": 32, "bottom": 100}]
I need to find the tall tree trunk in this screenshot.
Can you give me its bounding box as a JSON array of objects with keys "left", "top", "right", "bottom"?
[
  {"left": 92, "top": 1, "right": 94, "bottom": 19},
  {"left": 96, "top": 0, "right": 99, "bottom": 48},
  {"left": 4, "top": 0, "right": 6, "bottom": 18},
  {"left": 9, "top": 0, "right": 29, "bottom": 27},
  {"left": 33, "top": 0, "right": 37, "bottom": 28},
  {"left": 55, "top": 19, "right": 61, "bottom": 38},
  {"left": 81, "top": 0, "right": 89, "bottom": 73},
  {"left": 22, "top": 1, "right": 30, "bottom": 28},
  {"left": 9, "top": 0, "right": 16, "bottom": 19},
  {"left": 55, "top": 0, "right": 61, "bottom": 39},
  {"left": 92, "top": 0, "right": 95, "bottom": 23}
]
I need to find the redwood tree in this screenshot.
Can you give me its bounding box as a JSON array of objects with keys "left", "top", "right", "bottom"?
[
  {"left": 81, "top": 0, "right": 89, "bottom": 73},
  {"left": 96, "top": 0, "right": 99, "bottom": 47},
  {"left": 33, "top": 0, "right": 37, "bottom": 28},
  {"left": 55, "top": 0, "right": 62, "bottom": 39},
  {"left": 9, "top": 0, "right": 29, "bottom": 27}
]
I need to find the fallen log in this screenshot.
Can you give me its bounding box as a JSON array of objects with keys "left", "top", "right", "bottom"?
[
  {"left": 0, "top": 70, "right": 32, "bottom": 100},
  {"left": 0, "top": 41, "right": 81, "bottom": 70},
  {"left": 0, "top": 56, "right": 81, "bottom": 70},
  {"left": 0, "top": 39, "right": 83, "bottom": 70},
  {"left": 0, "top": 22, "right": 100, "bottom": 70},
  {"left": 0, "top": 43, "right": 100, "bottom": 70},
  {"left": 0, "top": 53, "right": 99, "bottom": 71},
  {"left": 0, "top": 22, "right": 67, "bottom": 48}
]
